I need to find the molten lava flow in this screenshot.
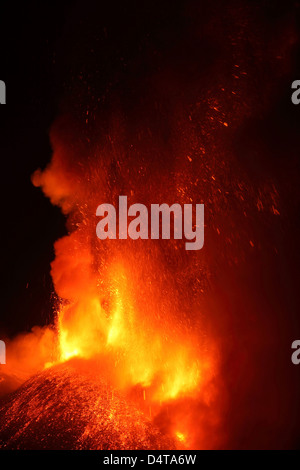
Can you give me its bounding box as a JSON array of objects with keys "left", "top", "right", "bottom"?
[{"left": 28, "top": 114, "right": 222, "bottom": 448}]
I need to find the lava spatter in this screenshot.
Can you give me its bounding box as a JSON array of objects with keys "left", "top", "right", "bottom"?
[{"left": 0, "top": 360, "right": 175, "bottom": 450}]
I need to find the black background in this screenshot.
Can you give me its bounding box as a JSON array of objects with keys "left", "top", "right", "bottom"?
[{"left": 0, "top": 1, "right": 75, "bottom": 335}]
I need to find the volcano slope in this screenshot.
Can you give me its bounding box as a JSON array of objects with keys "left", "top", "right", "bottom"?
[{"left": 0, "top": 361, "right": 175, "bottom": 450}]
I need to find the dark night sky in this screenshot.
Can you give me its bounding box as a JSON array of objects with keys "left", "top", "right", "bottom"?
[
  {"left": 0, "top": 2, "right": 70, "bottom": 335},
  {"left": 0, "top": 0, "right": 299, "bottom": 335},
  {"left": 0, "top": 1, "right": 299, "bottom": 311},
  {"left": 0, "top": 0, "right": 194, "bottom": 335}
]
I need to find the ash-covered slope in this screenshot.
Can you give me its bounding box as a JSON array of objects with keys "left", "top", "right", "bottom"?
[{"left": 0, "top": 362, "right": 175, "bottom": 450}]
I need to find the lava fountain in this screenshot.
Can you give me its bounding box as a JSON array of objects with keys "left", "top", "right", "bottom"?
[{"left": 0, "top": 0, "right": 298, "bottom": 450}]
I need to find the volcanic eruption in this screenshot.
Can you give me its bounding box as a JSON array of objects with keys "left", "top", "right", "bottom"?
[{"left": 1, "top": 0, "right": 300, "bottom": 450}]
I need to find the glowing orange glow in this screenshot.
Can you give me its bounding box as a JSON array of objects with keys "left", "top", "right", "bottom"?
[
  {"left": 29, "top": 113, "right": 225, "bottom": 448},
  {"left": 56, "top": 256, "right": 214, "bottom": 404},
  {"left": 176, "top": 431, "right": 186, "bottom": 443},
  {"left": 27, "top": 102, "right": 281, "bottom": 448}
]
